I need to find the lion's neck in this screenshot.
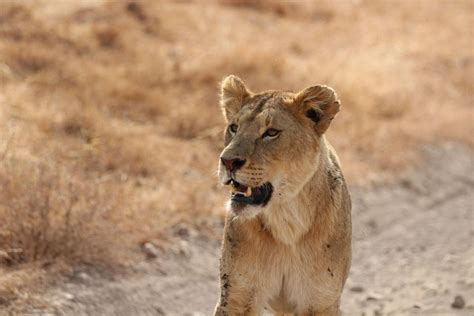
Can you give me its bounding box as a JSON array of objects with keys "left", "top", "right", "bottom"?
[{"left": 261, "top": 141, "right": 335, "bottom": 246}]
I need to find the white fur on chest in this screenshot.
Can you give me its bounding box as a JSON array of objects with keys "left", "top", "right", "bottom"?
[
  {"left": 258, "top": 178, "right": 340, "bottom": 312},
  {"left": 261, "top": 245, "right": 340, "bottom": 313},
  {"left": 261, "top": 197, "right": 314, "bottom": 245}
]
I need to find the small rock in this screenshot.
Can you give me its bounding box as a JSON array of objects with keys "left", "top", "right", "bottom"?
[
  {"left": 174, "top": 224, "right": 190, "bottom": 239},
  {"left": 351, "top": 285, "right": 365, "bottom": 293},
  {"left": 61, "top": 292, "right": 75, "bottom": 301},
  {"left": 141, "top": 242, "right": 161, "bottom": 259},
  {"left": 171, "top": 240, "right": 190, "bottom": 256},
  {"left": 76, "top": 272, "right": 90, "bottom": 281},
  {"left": 0, "top": 250, "right": 11, "bottom": 265},
  {"left": 0, "top": 296, "right": 9, "bottom": 305},
  {"left": 451, "top": 295, "right": 465, "bottom": 309},
  {"left": 366, "top": 219, "right": 378, "bottom": 230},
  {"left": 154, "top": 306, "right": 165, "bottom": 315},
  {"left": 366, "top": 293, "right": 383, "bottom": 301}
]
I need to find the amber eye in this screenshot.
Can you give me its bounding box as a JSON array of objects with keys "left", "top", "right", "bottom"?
[
  {"left": 262, "top": 128, "right": 281, "bottom": 139},
  {"left": 229, "top": 124, "right": 238, "bottom": 134}
]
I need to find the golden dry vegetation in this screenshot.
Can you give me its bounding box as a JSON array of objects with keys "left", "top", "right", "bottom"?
[{"left": 0, "top": 0, "right": 472, "bottom": 304}]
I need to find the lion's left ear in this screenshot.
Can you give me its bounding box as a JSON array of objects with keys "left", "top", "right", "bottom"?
[
  {"left": 295, "top": 85, "right": 340, "bottom": 134},
  {"left": 220, "top": 75, "right": 252, "bottom": 122}
]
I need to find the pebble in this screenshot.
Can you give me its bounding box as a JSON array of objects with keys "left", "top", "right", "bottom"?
[
  {"left": 0, "top": 250, "right": 11, "bottom": 264},
  {"left": 141, "top": 242, "right": 161, "bottom": 259},
  {"left": 170, "top": 240, "right": 190, "bottom": 256},
  {"left": 366, "top": 292, "right": 383, "bottom": 301},
  {"left": 154, "top": 306, "right": 165, "bottom": 315},
  {"left": 451, "top": 295, "right": 465, "bottom": 309},
  {"left": 351, "top": 285, "right": 365, "bottom": 293},
  {"left": 173, "top": 224, "right": 191, "bottom": 239},
  {"left": 76, "top": 272, "right": 90, "bottom": 281},
  {"left": 0, "top": 296, "right": 8, "bottom": 305},
  {"left": 62, "top": 292, "right": 75, "bottom": 301}
]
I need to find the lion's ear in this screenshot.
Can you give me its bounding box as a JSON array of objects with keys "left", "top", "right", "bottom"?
[
  {"left": 220, "top": 75, "right": 251, "bottom": 122},
  {"left": 295, "top": 85, "right": 340, "bottom": 134}
]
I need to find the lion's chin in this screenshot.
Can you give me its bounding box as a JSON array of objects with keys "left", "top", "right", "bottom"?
[{"left": 226, "top": 201, "right": 262, "bottom": 218}]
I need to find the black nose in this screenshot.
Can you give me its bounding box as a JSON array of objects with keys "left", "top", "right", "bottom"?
[{"left": 221, "top": 157, "right": 246, "bottom": 172}]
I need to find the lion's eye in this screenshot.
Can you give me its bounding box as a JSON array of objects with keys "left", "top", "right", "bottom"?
[
  {"left": 262, "top": 128, "right": 281, "bottom": 139},
  {"left": 229, "top": 124, "right": 238, "bottom": 134}
]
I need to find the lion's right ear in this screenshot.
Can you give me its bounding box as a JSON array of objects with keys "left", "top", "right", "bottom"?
[
  {"left": 295, "top": 85, "right": 340, "bottom": 135},
  {"left": 220, "top": 75, "right": 251, "bottom": 122}
]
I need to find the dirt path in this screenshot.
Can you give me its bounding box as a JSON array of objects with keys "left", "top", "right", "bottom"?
[{"left": 23, "top": 143, "right": 474, "bottom": 315}]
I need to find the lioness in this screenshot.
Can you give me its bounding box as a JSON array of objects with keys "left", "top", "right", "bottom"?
[{"left": 214, "top": 75, "right": 352, "bottom": 315}]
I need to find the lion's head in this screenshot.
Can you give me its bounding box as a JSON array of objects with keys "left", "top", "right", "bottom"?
[{"left": 218, "top": 75, "right": 340, "bottom": 217}]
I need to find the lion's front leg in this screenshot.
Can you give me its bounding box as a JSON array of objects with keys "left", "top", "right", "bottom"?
[
  {"left": 214, "top": 222, "right": 262, "bottom": 315},
  {"left": 214, "top": 278, "right": 260, "bottom": 315},
  {"left": 214, "top": 252, "right": 261, "bottom": 315}
]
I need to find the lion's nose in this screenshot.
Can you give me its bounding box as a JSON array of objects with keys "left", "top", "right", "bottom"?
[{"left": 221, "top": 157, "right": 246, "bottom": 172}]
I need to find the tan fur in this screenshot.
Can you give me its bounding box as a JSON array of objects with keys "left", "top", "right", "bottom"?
[{"left": 215, "top": 75, "right": 352, "bottom": 315}]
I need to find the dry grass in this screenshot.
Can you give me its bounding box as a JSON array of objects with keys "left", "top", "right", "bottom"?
[
  {"left": 0, "top": 157, "right": 117, "bottom": 265},
  {"left": 0, "top": 0, "right": 472, "bottom": 305}
]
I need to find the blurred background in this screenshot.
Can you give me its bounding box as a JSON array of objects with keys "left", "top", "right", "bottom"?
[{"left": 0, "top": 0, "right": 472, "bottom": 315}]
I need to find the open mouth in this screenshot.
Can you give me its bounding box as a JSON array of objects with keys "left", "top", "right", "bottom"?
[{"left": 226, "top": 179, "right": 273, "bottom": 206}]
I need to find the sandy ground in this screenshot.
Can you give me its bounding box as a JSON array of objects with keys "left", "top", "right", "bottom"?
[{"left": 18, "top": 143, "right": 474, "bottom": 316}]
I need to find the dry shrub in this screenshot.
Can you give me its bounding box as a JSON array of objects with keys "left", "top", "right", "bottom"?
[
  {"left": 192, "top": 49, "right": 288, "bottom": 89},
  {"left": 0, "top": 3, "right": 32, "bottom": 23},
  {"left": 1, "top": 44, "right": 58, "bottom": 76},
  {"left": 0, "top": 156, "right": 118, "bottom": 266},
  {"left": 101, "top": 83, "right": 163, "bottom": 122},
  {"left": 219, "top": 0, "right": 291, "bottom": 16},
  {"left": 125, "top": 1, "right": 148, "bottom": 21},
  {"left": 94, "top": 26, "right": 121, "bottom": 48},
  {"left": 218, "top": 0, "right": 335, "bottom": 20}
]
